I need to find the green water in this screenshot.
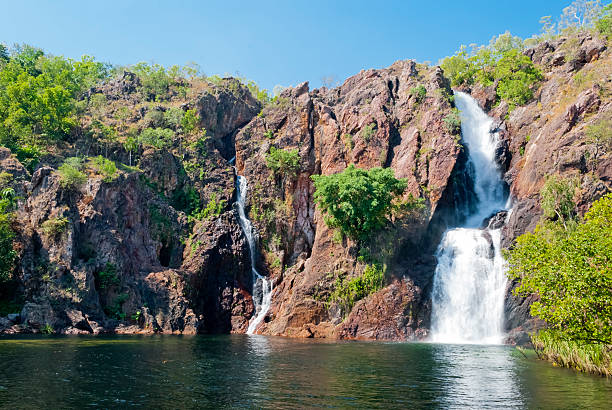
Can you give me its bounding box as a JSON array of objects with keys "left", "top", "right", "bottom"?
[{"left": 0, "top": 335, "right": 610, "bottom": 409}]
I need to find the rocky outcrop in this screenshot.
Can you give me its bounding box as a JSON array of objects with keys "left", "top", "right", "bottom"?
[{"left": 235, "top": 61, "right": 465, "bottom": 339}]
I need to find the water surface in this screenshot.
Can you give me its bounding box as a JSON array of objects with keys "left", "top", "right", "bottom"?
[{"left": 0, "top": 335, "right": 610, "bottom": 408}]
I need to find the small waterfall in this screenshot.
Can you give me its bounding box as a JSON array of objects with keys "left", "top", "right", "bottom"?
[
  {"left": 235, "top": 175, "right": 273, "bottom": 335},
  {"left": 430, "top": 92, "right": 509, "bottom": 344}
]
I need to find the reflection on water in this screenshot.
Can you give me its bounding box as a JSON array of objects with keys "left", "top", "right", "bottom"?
[{"left": 0, "top": 335, "right": 610, "bottom": 409}]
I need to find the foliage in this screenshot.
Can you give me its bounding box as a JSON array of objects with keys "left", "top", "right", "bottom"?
[
  {"left": 105, "top": 292, "right": 129, "bottom": 320},
  {"left": 265, "top": 146, "right": 300, "bottom": 177},
  {"left": 596, "top": 3, "right": 612, "bottom": 38},
  {"left": 0, "top": 46, "right": 108, "bottom": 149},
  {"left": 540, "top": 174, "right": 578, "bottom": 225},
  {"left": 311, "top": 165, "right": 407, "bottom": 241},
  {"left": 89, "top": 155, "right": 118, "bottom": 182},
  {"left": 494, "top": 49, "right": 543, "bottom": 108},
  {"left": 505, "top": 193, "right": 612, "bottom": 344},
  {"left": 181, "top": 109, "right": 199, "bottom": 135},
  {"left": 329, "top": 264, "right": 385, "bottom": 314},
  {"left": 96, "top": 262, "right": 119, "bottom": 289},
  {"left": 439, "top": 32, "right": 541, "bottom": 108},
  {"left": 443, "top": 109, "right": 462, "bottom": 134},
  {"left": 41, "top": 323, "right": 54, "bottom": 334},
  {"left": 360, "top": 122, "right": 377, "bottom": 142},
  {"left": 189, "top": 192, "right": 226, "bottom": 221},
  {"left": 409, "top": 85, "right": 427, "bottom": 103},
  {"left": 131, "top": 63, "right": 176, "bottom": 101},
  {"left": 40, "top": 216, "right": 70, "bottom": 239},
  {"left": 0, "top": 213, "right": 16, "bottom": 284},
  {"left": 138, "top": 127, "right": 175, "bottom": 149},
  {"left": 586, "top": 116, "right": 612, "bottom": 159},
  {"left": 531, "top": 330, "right": 611, "bottom": 376},
  {"left": 58, "top": 157, "right": 87, "bottom": 189}
]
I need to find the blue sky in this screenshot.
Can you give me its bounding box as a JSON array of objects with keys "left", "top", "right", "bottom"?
[{"left": 1, "top": 1, "right": 571, "bottom": 91}]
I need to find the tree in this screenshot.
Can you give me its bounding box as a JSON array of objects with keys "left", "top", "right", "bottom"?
[
  {"left": 558, "top": 0, "right": 603, "bottom": 33},
  {"left": 540, "top": 174, "right": 578, "bottom": 228},
  {"left": 311, "top": 165, "right": 407, "bottom": 241},
  {"left": 596, "top": 3, "right": 612, "bottom": 38},
  {"left": 265, "top": 146, "right": 300, "bottom": 177},
  {"left": 505, "top": 193, "right": 612, "bottom": 344}
]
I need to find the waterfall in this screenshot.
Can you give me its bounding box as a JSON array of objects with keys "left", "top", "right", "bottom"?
[
  {"left": 430, "top": 92, "right": 509, "bottom": 344},
  {"left": 235, "top": 175, "right": 273, "bottom": 335}
]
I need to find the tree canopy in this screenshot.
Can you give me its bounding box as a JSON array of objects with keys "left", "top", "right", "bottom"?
[
  {"left": 505, "top": 193, "right": 612, "bottom": 344},
  {"left": 311, "top": 165, "right": 408, "bottom": 241}
]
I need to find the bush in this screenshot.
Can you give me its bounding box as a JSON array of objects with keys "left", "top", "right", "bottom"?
[
  {"left": 505, "top": 193, "right": 612, "bottom": 344},
  {"left": 329, "top": 264, "right": 385, "bottom": 314},
  {"left": 97, "top": 262, "right": 119, "bottom": 289},
  {"left": 311, "top": 165, "right": 407, "bottom": 241},
  {"left": 89, "top": 156, "right": 118, "bottom": 182},
  {"left": 0, "top": 213, "right": 16, "bottom": 283},
  {"left": 409, "top": 85, "right": 427, "bottom": 103},
  {"left": 494, "top": 49, "right": 543, "bottom": 108},
  {"left": 138, "top": 127, "right": 175, "bottom": 149},
  {"left": 131, "top": 63, "right": 174, "bottom": 101},
  {"left": 360, "top": 122, "right": 377, "bottom": 142},
  {"left": 189, "top": 193, "right": 226, "bottom": 221},
  {"left": 58, "top": 158, "right": 87, "bottom": 189},
  {"left": 596, "top": 4, "right": 612, "bottom": 38},
  {"left": 265, "top": 146, "right": 300, "bottom": 177},
  {"left": 443, "top": 109, "right": 461, "bottom": 134},
  {"left": 540, "top": 174, "right": 578, "bottom": 225},
  {"left": 181, "top": 109, "right": 199, "bottom": 135},
  {"left": 40, "top": 216, "right": 70, "bottom": 239}
]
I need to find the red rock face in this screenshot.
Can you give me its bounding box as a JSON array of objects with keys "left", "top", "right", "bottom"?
[{"left": 235, "top": 61, "right": 463, "bottom": 339}]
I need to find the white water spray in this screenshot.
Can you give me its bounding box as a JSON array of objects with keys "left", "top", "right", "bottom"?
[
  {"left": 430, "top": 92, "right": 508, "bottom": 344},
  {"left": 235, "top": 175, "right": 273, "bottom": 335}
]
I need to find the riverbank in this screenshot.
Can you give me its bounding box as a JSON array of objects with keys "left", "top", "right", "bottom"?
[{"left": 532, "top": 330, "right": 612, "bottom": 377}]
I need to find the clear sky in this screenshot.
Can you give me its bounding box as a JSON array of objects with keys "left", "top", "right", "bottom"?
[{"left": 1, "top": 0, "right": 572, "bottom": 91}]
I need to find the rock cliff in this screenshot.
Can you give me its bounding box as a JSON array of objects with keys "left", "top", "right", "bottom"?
[{"left": 1, "top": 35, "right": 610, "bottom": 342}]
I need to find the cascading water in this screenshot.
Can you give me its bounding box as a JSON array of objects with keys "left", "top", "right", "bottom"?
[
  {"left": 430, "top": 91, "right": 509, "bottom": 344},
  {"left": 235, "top": 175, "right": 273, "bottom": 335}
]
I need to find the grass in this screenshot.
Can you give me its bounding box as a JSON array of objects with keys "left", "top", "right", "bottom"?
[{"left": 532, "top": 330, "right": 612, "bottom": 377}]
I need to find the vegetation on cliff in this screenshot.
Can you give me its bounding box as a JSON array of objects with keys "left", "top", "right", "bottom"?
[{"left": 311, "top": 165, "right": 411, "bottom": 241}]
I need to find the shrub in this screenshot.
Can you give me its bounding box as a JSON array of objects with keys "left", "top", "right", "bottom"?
[
  {"left": 596, "top": 3, "right": 612, "bottom": 38},
  {"left": 540, "top": 174, "right": 578, "bottom": 225},
  {"left": 311, "top": 165, "right": 407, "bottom": 241},
  {"left": 266, "top": 146, "right": 300, "bottom": 177},
  {"left": 90, "top": 156, "right": 118, "bottom": 182},
  {"left": 58, "top": 158, "right": 87, "bottom": 189},
  {"left": 164, "top": 107, "right": 184, "bottom": 129},
  {"left": 40, "top": 216, "right": 70, "bottom": 239},
  {"left": 329, "top": 264, "right": 385, "bottom": 314},
  {"left": 181, "top": 109, "right": 199, "bottom": 135},
  {"left": 0, "top": 213, "right": 16, "bottom": 283},
  {"left": 586, "top": 117, "right": 612, "bottom": 157},
  {"left": 443, "top": 109, "right": 462, "bottom": 134},
  {"left": 131, "top": 63, "right": 174, "bottom": 101},
  {"left": 493, "top": 49, "right": 543, "bottom": 108},
  {"left": 410, "top": 85, "right": 427, "bottom": 103},
  {"left": 97, "top": 262, "right": 119, "bottom": 289},
  {"left": 360, "top": 122, "right": 377, "bottom": 142},
  {"left": 138, "top": 127, "right": 175, "bottom": 149},
  {"left": 190, "top": 192, "right": 226, "bottom": 221},
  {"left": 505, "top": 193, "right": 612, "bottom": 345}
]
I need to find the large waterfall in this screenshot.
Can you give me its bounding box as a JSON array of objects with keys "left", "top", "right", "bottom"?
[
  {"left": 235, "top": 175, "right": 273, "bottom": 335},
  {"left": 430, "top": 92, "right": 509, "bottom": 344}
]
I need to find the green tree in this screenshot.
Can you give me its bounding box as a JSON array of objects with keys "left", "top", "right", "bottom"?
[
  {"left": 0, "top": 212, "right": 16, "bottom": 284},
  {"left": 265, "top": 146, "right": 300, "bottom": 177},
  {"left": 540, "top": 174, "right": 578, "bottom": 227},
  {"left": 505, "top": 193, "right": 612, "bottom": 344},
  {"left": 311, "top": 165, "right": 407, "bottom": 241},
  {"left": 596, "top": 3, "right": 612, "bottom": 37}
]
